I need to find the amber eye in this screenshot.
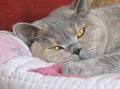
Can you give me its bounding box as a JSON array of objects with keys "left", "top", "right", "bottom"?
[
  {"left": 77, "top": 27, "right": 85, "bottom": 38},
  {"left": 49, "top": 46, "right": 63, "bottom": 50}
]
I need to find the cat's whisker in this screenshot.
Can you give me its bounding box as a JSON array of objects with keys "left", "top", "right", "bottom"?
[{"left": 13, "top": 0, "right": 120, "bottom": 76}]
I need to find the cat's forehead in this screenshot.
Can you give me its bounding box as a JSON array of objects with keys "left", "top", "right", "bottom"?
[
  {"left": 33, "top": 9, "right": 87, "bottom": 46},
  {"left": 35, "top": 23, "right": 77, "bottom": 47}
]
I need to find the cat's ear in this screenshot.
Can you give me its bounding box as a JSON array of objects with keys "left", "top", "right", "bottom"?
[
  {"left": 13, "top": 22, "right": 41, "bottom": 46},
  {"left": 72, "top": 0, "right": 90, "bottom": 17}
]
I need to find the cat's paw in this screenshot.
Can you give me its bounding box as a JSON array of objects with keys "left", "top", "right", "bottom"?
[{"left": 62, "top": 61, "right": 105, "bottom": 76}]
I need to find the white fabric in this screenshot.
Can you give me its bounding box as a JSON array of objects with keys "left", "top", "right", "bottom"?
[{"left": 0, "top": 56, "right": 120, "bottom": 89}]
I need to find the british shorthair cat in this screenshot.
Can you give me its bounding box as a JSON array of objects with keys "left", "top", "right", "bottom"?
[{"left": 13, "top": 0, "right": 120, "bottom": 76}]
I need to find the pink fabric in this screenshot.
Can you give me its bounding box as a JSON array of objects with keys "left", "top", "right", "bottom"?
[
  {"left": 29, "top": 63, "right": 88, "bottom": 78},
  {"left": 115, "top": 75, "right": 120, "bottom": 79},
  {"left": 0, "top": 31, "right": 32, "bottom": 64}
]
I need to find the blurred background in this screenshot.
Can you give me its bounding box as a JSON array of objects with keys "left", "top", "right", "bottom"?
[
  {"left": 0, "top": 0, "right": 120, "bottom": 31},
  {"left": 90, "top": 0, "right": 120, "bottom": 8}
]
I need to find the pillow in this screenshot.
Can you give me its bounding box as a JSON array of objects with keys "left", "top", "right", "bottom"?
[{"left": 0, "top": 31, "right": 32, "bottom": 64}]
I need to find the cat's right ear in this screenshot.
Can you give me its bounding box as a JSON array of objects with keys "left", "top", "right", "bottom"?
[
  {"left": 13, "top": 22, "right": 40, "bottom": 46},
  {"left": 71, "top": 0, "right": 90, "bottom": 17}
]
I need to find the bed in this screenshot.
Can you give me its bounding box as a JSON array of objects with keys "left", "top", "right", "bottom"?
[
  {"left": 1, "top": 56, "right": 120, "bottom": 89},
  {"left": 0, "top": 31, "right": 120, "bottom": 89},
  {"left": 1, "top": 0, "right": 120, "bottom": 89}
]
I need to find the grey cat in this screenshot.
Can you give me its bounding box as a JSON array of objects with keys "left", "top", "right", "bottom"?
[{"left": 13, "top": 0, "right": 120, "bottom": 76}]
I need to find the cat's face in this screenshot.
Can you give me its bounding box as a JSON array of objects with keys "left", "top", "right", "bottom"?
[{"left": 13, "top": 0, "right": 107, "bottom": 63}]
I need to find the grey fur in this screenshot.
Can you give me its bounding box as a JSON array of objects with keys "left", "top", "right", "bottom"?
[{"left": 13, "top": 0, "right": 120, "bottom": 76}]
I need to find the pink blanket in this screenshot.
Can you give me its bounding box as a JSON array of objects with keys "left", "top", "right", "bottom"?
[
  {"left": 29, "top": 63, "right": 88, "bottom": 78},
  {"left": 0, "top": 31, "right": 32, "bottom": 64}
]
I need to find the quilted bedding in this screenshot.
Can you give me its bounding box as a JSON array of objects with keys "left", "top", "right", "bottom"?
[
  {"left": 1, "top": 56, "right": 120, "bottom": 89},
  {"left": 0, "top": 31, "right": 120, "bottom": 89}
]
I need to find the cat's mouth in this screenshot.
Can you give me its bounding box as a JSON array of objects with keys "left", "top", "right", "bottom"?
[
  {"left": 58, "top": 54, "right": 81, "bottom": 63},
  {"left": 57, "top": 56, "right": 74, "bottom": 63}
]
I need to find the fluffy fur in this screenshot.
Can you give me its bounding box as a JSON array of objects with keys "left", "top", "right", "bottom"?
[{"left": 13, "top": 0, "right": 120, "bottom": 76}]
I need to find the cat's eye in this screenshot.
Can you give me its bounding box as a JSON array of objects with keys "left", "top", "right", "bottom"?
[
  {"left": 77, "top": 27, "right": 85, "bottom": 38},
  {"left": 49, "top": 46, "right": 63, "bottom": 50}
]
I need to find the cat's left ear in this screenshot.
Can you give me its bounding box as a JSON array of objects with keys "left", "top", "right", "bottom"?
[
  {"left": 13, "top": 22, "right": 40, "bottom": 46},
  {"left": 71, "top": 0, "right": 90, "bottom": 17}
]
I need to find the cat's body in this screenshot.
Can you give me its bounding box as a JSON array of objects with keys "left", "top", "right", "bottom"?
[{"left": 13, "top": 0, "right": 120, "bottom": 76}]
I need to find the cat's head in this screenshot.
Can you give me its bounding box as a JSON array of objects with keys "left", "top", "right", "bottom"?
[{"left": 13, "top": 0, "right": 107, "bottom": 63}]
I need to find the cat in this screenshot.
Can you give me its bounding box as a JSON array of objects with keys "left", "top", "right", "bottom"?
[{"left": 13, "top": 0, "right": 120, "bottom": 76}]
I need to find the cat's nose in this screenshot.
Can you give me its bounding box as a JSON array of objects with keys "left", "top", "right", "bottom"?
[{"left": 73, "top": 48, "right": 82, "bottom": 55}]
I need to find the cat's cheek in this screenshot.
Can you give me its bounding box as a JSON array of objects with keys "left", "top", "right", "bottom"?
[
  {"left": 45, "top": 51, "right": 64, "bottom": 62},
  {"left": 46, "top": 51, "right": 72, "bottom": 62},
  {"left": 30, "top": 41, "right": 47, "bottom": 60},
  {"left": 30, "top": 41, "right": 72, "bottom": 62},
  {"left": 31, "top": 45, "right": 45, "bottom": 59}
]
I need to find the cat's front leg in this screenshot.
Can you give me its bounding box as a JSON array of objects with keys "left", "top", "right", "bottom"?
[
  {"left": 62, "top": 58, "right": 108, "bottom": 76},
  {"left": 62, "top": 54, "right": 120, "bottom": 76}
]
